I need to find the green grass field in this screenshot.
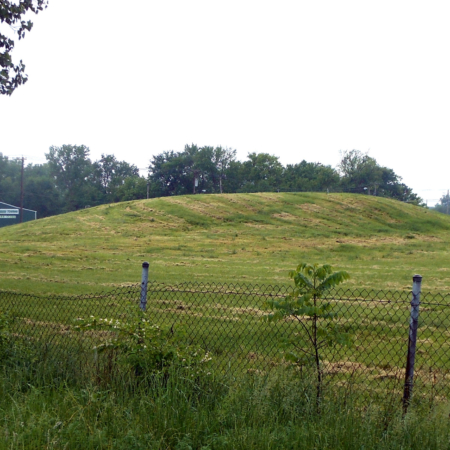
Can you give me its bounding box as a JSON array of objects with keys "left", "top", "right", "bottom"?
[
  {"left": 1, "top": 192, "right": 450, "bottom": 295},
  {"left": 2, "top": 193, "right": 450, "bottom": 447},
  {"left": 2, "top": 193, "right": 450, "bottom": 402}
]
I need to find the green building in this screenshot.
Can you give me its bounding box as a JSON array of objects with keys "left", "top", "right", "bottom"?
[{"left": 0, "top": 202, "right": 37, "bottom": 228}]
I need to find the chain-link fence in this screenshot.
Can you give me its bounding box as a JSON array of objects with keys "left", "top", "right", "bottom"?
[{"left": 1, "top": 282, "right": 449, "bottom": 399}]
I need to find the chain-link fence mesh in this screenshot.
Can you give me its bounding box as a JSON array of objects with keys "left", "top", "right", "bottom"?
[{"left": 1, "top": 282, "right": 449, "bottom": 398}]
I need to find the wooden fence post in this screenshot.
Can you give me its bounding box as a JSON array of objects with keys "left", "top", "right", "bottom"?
[
  {"left": 402, "top": 274, "right": 422, "bottom": 413},
  {"left": 140, "top": 261, "right": 149, "bottom": 311}
]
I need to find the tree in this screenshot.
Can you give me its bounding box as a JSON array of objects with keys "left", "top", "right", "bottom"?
[
  {"left": 264, "top": 263, "right": 351, "bottom": 409},
  {"left": 93, "top": 154, "right": 139, "bottom": 202},
  {"left": 282, "top": 161, "right": 340, "bottom": 192},
  {"left": 0, "top": 157, "right": 63, "bottom": 217},
  {"left": 338, "top": 150, "right": 383, "bottom": 194},
  {"left": 23, "top": 163, "right": 62, "bottom": 217},
  {"left": 187, "top": 144, "right": 214, "bottom": 194},
  {"left": 434, "top": 192, "right": 450, "bottom": 214},
  {"left": 212, "top": 147, "right": 236, "bottom": 194},
  {"left": 114, "top": 175, "right": 147, "bottom": 202},
  {"left": 0, "top": 154, "right": 21, "bottom": 203},
  {"left": 1, "top": 0, "right": 48, "bottom": 95},
  {"left": 148, "top": 145, "right": 237, "bottom": 196},
  {"left": 148, "top": 150, "right": 192, "bottom": 197},
  {"left": 222, "top": 159, "right": 244, "bottom": 193},
  {"left": 239, "top": 152, "right": 283, "bottom": 192},
  {"left": 46, "top": 145, "right": 100, "bottom": 211},
  {"left": 337, "top": 150, "right": 425, "bottom": 204}
]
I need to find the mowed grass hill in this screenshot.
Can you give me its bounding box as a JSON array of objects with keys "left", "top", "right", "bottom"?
[{"left": 2, "top": 192, "right": 450, "bottom": 295}]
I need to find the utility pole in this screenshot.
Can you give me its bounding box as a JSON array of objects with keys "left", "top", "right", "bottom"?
[{"left": 20, "top": 157, "right": 25, "bottom": 223}]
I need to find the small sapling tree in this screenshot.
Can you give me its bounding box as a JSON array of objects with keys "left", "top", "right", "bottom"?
[{"left": 264, "top": 263, "right": 351, "bottom": 407}]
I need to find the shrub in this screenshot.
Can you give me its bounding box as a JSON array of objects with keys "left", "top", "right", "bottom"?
[{"left": 74, "top": 305, "right": 212, "bottom": 381}]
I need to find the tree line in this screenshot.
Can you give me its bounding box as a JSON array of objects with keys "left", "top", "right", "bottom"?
[{"left": 0, "top": 145, "right": 424, "bottom": 219}]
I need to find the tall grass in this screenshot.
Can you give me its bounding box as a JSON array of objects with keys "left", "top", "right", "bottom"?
[{"left": 1, "top": 343, "right": 449, "bottom": 449}]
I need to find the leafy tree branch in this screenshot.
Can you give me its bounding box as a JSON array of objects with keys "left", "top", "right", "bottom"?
[{"left": 0, "top": 0, "right": 48, "bottom": 95}]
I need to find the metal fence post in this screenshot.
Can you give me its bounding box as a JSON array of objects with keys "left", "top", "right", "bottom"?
[
  {"left": 140, "top": 261, "right": 149, "bottom": 311},
  {"left": 402, "top": 274, "right": 422, "bottom": 413}
]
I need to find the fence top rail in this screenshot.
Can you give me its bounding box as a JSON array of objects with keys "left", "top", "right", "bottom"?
[{"left": 1, "top": 282, "right": 450, "bottom": 307}]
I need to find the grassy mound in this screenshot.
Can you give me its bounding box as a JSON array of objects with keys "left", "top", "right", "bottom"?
[{"left": 1, "top": 192, "right": 450, "bottom": 294}]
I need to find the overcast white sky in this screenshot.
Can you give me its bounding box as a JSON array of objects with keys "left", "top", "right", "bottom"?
[{"left": 1, "top": 1, "right": 449, "bottom": 205}]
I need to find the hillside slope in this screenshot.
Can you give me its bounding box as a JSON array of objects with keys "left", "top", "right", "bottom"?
[{"left": 1, "top": 192, "right": 450, "bottom": 294}]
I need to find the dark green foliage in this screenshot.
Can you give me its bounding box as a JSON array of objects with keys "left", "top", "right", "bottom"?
[
  {"left": 46, "top": 144, "right": 104, "bottom": 212},
  {"left": 339, "top": 150, "right": 383, "bottom": 194},
  {"left": 92, "top": 154, "right": 140, "bottom": 202},
  {"left": 23, "top": 163, "right": 62, "bottom": 217},
  {"left": 114, "top": 175, "right": 147, "bottom": 201},
  {"left": 0, "top": 144, "right": 424, "bottom": 221},
  {"left": 281, "top": 160, "right": 340, "bottom": 192},
  {"left": 149, "top": 146, "right": 421, "bottom": 203},
  {"left": 148, "top": 144, "right": 237, "bottom": 196},
  {"left": 238, "top": 152, "right": 284, "bottom": 192},
  {"left": 148, "top": 146, "right": 342, "bottom": 196},
  {"left": 0, "top": 0, "right": 48, "bottom": 95},
  {"left": 338, "top": 150, "right": 424, "bottom": 204},
  {"left": 0, "top": 154, "right": 21, "bottom": 203},
  {"left": 0, "top": 147, "right": 147, "bottom": 217},
  {"left": 0, "top": 156, "right": 61, "bottom": 217}
]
